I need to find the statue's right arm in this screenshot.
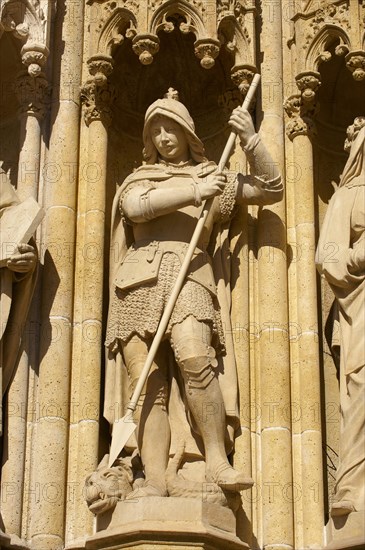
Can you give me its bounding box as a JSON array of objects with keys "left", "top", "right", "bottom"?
[
  {"left": 122, "top": 184, "right": 201, "bottom": 222},
  {"left": 122, "top": 175, "right": 226, "bottom": 223}
]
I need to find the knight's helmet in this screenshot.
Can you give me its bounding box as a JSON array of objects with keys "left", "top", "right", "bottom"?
[{"left": 142, "top": 88, "right": 206, "bottom": 163}]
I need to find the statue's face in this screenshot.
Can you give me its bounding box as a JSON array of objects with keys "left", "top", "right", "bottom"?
[
  {"left": 344, "top": 116, "right": 365, "bottom": 151},
  {"left": 150, "top": 116, "right": 189, "bottom": 163}
]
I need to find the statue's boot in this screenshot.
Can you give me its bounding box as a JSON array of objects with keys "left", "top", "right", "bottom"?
[
  {"left": 207, "top": 462, "right": 254, "bottom": 491},
  {"left": 126, "top": 480, "right": 167, "bottom": 500}
]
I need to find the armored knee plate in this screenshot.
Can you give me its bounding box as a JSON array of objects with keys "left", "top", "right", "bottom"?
[
  {"left": 126, "top": 354, "right": 168, "bottom": 410},
  {"left": 173, "top": 337, "right": 218, "bottom": 391}
]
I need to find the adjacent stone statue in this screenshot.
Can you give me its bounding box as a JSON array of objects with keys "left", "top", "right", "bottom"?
[
  {"left": 0, "top": 169, "right": 38, "bottom": 435},
  {"left": 101, "top": 91, "right": 282, "bottom": 505},
  {"left": 316, "top": 117, "right": 365, "bottom": 517}
]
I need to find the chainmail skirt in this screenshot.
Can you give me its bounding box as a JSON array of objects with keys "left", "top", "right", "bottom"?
[{"left": 105, "top": 252, "right": 224, "bottom": 350}]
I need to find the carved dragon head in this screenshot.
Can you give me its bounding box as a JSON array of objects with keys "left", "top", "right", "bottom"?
[{"left": 84, "top": 454, "right": 134, "bottom": 515}]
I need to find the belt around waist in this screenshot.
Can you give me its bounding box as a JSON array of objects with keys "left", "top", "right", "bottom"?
[{"left": 131, "top": 239, "right": 207, "bottom": 255}]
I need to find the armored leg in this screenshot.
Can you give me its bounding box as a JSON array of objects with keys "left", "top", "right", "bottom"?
[
  {"left": 122, "top": 337, "right": 170, "bottom": 496},
  {"left": 171, "top": 315, "right": 253, "bottom": 491}
]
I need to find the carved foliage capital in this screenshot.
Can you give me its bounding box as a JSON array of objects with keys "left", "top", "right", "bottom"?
[
  {"left": 295, "top": 71, "right": 321, "bottom": 103},
  {"left": 284, "top": 94, "right": 302, "bottom": 118},
  {"left": 88, "top": 56, "right": 114, "bottom": 85},
  {"left": 21, "top": 43, "right": 50, "bottom": 77},
  {"left": 81, "top": 79, "right": 116, "bottom": 127},
  {"left": 15, "top": 70, "right": 51, "bottom": 119},
  {"left": 345, "top": 51, "right": 365, "bottom": 81},
  {"left": 81, "top": 56, "right": 116, "bottom": 127},
  {"left": 284, "top": 93, "right": 317, "bottom": 141},
  {"left": 285, "top": 115, "right": 317, "bottom": 141},
  {"left": 231, "top": 65, "right": 256, "bottom": 97},
  {"left": 194, "top": 39, "right": 221, "bottom": 70},
  {"left": 132, "top": 34, "right": 160, "bottom": 66},
  {"left": 284, "top": 71, "right": 320, "bottom": 140}
]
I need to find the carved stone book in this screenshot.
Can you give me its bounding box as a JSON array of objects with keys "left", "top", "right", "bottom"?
[{"left": 0, "top": 196, "right": 44, "bottom": 267}]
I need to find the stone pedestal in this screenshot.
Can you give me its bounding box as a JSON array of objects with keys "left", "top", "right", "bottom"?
[
  {"left": 326, "top": 511, "right": 365, "bottom": 550},
  {"left": 85, "top": 497, "right": 248, "bottom": 550}
]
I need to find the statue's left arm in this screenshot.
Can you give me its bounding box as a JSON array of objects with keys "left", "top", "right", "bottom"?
[
  {"left": 235, "top": 135, "right": 283, "bottom": 205},
  {"left": 229, "top": 107, "right": 283, "bottom": 206}
]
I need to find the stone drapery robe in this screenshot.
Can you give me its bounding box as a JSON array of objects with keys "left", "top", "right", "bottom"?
[
  {"left": 316, "top": 127, "right": 365, "bottom": 512},
  {"left": 0, "top": 170, "right": 37, "bottom": 435}
]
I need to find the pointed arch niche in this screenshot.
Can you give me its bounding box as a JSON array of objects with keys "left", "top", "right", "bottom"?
[
  {"left": 71, "top": 4, "right": 258, "bottom": 542},
  {"left": 78, "top": 8, "right": 258, "bottom": 469},
  {"left": 96, "top": 20, "right": 245, "bottom": 453},
  {"left": 107, "top": 21, "right": 238, "bottom": 182}
]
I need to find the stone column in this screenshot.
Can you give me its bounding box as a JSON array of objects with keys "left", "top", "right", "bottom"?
[
  {"left": 229, "top": 66, "right": 257, "bottom": 544},
  {"left": 284, "top": 78, "right": 325, "bottom": 548},
  {"left": 26, "top": 2, "right": 85, "bottom": 548},
  {"left": 255, "top": 2, "right": 293, "bottom": 548},
  {"left": 0, "top": 54, "right": 50, "bottom": 538},
  {"left": 65, "top": 55, "right": 115, "bottom": 544},
  {"left": 15, "top": 61, "right": 50, "bottom": 200}
]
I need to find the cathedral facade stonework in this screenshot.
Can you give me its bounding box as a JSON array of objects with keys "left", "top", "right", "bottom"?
[{"left": 0, "top": 1, "right": 364, "bottom": 549}]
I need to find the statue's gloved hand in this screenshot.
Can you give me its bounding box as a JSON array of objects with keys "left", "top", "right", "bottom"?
[
  {"left": 200, "top": 171, "right": 227, "bottom": 200},
  {"left": 7, "top": 243, "right": 37, "bottom": 273},
  {"left": 228, "top": 107, "right": 256, "bottom": 146}
]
